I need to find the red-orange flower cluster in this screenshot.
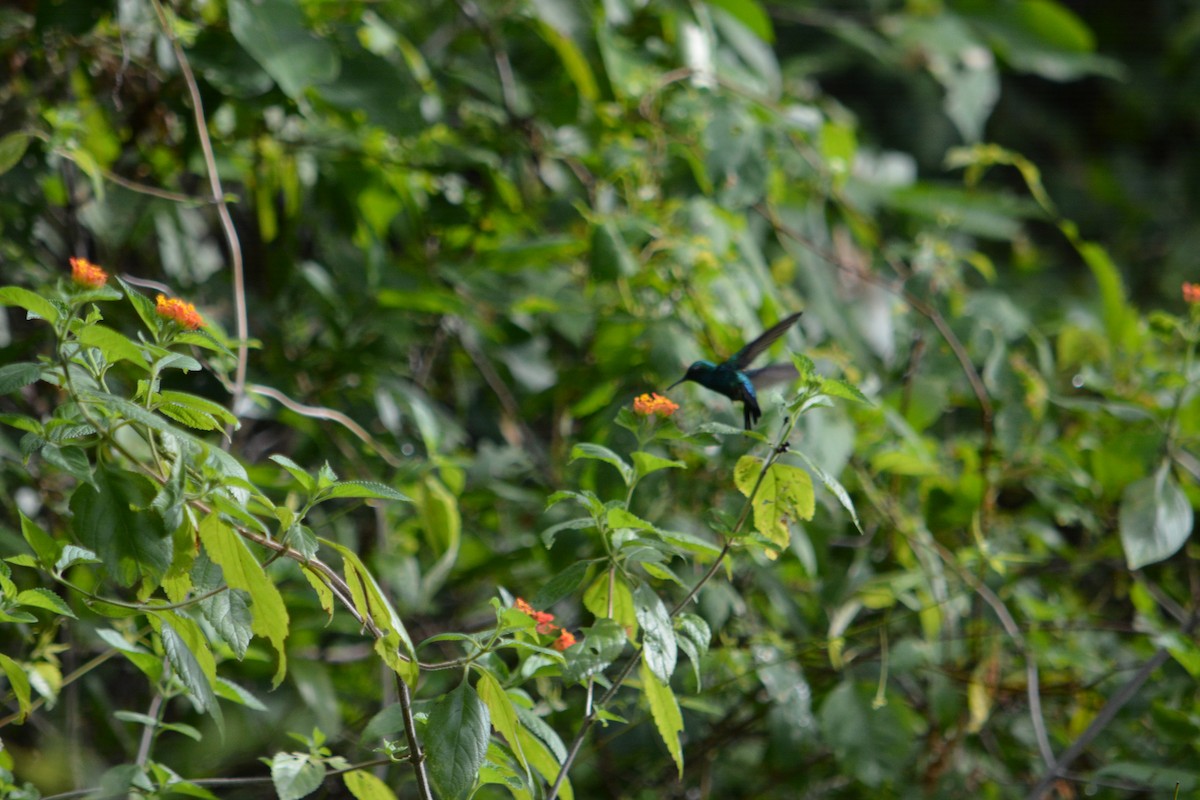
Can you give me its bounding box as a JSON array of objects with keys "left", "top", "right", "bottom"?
[
  {"left": 1184, "top": 282, "right": 1200, "bottom": 305},
  {"left": 633, "top": 392, "right": 679, "bottom": 418},
  {"left": 70, "top": 257, "right": 108, "bottom": 288},
  {"left": 514, "top": 597, "right": 577, "bottom": 651},
  {"left": 155, "top": 294, "right": 205, "bottom": 330}
]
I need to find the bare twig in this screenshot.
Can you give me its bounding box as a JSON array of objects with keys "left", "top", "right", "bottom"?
[{"left": 149, "top": 0, "right": 250, "bottom": 417}]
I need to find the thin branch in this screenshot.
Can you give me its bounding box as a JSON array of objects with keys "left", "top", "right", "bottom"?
[
  {"left": 1025, "top": 648, "right": 1170, "bottom": 800},
  {"left": 149, "top": 0, "right": 250, "bottom": 416},
  {"left": 246, "top": 383, "right": 403, "bottom": 467},
  {"left": 547, "top": 420, "right": 800, "bottom": 799}
]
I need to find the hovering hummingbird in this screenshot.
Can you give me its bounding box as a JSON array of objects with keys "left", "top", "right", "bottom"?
[{"left": 667, "top": 312, "right": 803, "bottom": 429}]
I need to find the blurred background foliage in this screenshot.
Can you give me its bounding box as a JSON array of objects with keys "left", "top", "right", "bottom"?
[{"left": 2, "top": 0, "right": 1200, "bottom": 797}]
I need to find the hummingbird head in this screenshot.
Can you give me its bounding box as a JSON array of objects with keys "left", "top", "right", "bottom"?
[{"left": 667, "top": 360, "right": 716, "bottom": 390}]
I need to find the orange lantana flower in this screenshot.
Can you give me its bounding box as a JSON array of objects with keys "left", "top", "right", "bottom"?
[
  {"left": 552, "top": 629, "right": 577, "bottom": 651},
  {"left": 155, "top": 294, "right": 205, "bottom": 330},
  {"left": 515, "top": 597, "right": 557, "bottom": 632},
  {"left": 70, "top": 257, "right": 108, "bottom": 288},
  {"left": 1184, "top": 282, "right": 1200, "bottom": 305},
  {"left": 633, "top": 392, "right": 679, "bottom": 418}
]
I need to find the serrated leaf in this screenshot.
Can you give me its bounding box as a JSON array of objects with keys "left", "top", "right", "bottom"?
[
  {"left": 570, "top": 443, "right": 634, "bottom": 486},
  {"left": 16, "top": 587, "right": 76, "bottom": 618},
  {"left": 271, "top": 752, "right": 325, "bottom": 800},
  {"left": 198, "top": 514, "right": 289, "bottom": 684},
  {"left": 640, "top": 660, "right": 684, "bottom": 777},
  {"left": 582, "top": 571, "right": 638, "bottom": 638},
  {"left": 343, "top": 769, "right": 397, "bottom": 800},
  {"left": 19, "top": 511, "right": 60, "bottom": 570},
  {"left": 426, "top": 679, "right": 490, "bottom": 800},
  {"left": 819, "top": 377, "right": 871, "bottom": 405},
  {"left": 796, "top": 452, "right": 863, "bottom": 534},
  {"left": 733, "top": 456, "right": 815, "bottom": 548},
  {"left": 476, "top": 669, "right": 527, "bottom": 773},
  {"left": 270, "top": 454, "right": 314, "bottom": 491},
  {"left": 0, "top": 362, "right": 41, "bottom": 394},
  {"left": 676, "top": 612, "right": 711, "bottom": 688},
  {"left": 531, "top": 561, "right": 591, "bottom": 608},
  {"left": 0, "top": 652, "right": 31, "bottom": 722},
  {"left": 71, "top": 465, "right": 169, "bottom": 587},
  {"left": 515, "top": 722, "right": 574, "bottom": 800},
  {"left": 562, "top": 618, "right": 627, "bottom": 683},
  {"left": 159, "top": 614, "right": 219, "bottom": 719},
  {"left": 158, "top": 402, "right": 222, "bottom": 432},
  {"left": 541, "top": 517, "right": 595, "bottom": 549},
  {"left": 318, "top": 480, "right": 410, "bottom": 502},
  {"left": 157, "top": 390, "right": 238, "bottom": 428},
  {"left": 77, "top": 324, "right": 148, "bottom": 367},
  {"left": 322, "top": 539, "right": 418, "bottom": 685},
  {"left": 634, "top": 583, "right": 677, "bottom": 683},
  {"left": 630, "top": 451, "right": 686, "bottom": 478},
  {"left": 606, "top": 506, "right": 654, "bottom": 531},
  {"left": 0, "top": 286, "right": 59, "bottom": 324}
]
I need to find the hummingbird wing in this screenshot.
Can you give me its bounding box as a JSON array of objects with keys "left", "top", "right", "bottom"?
[
  {"left": 743, "top": 362, "right": 799, "bottom": 388},
  {"left": 729, "top": 312, "right": 803, "bottom": 370}
]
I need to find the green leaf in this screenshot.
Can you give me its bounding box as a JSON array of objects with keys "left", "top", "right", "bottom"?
[
  {"left": 531, "top": 561, "right": 591, "bottom": 609},
  {"left": 675, "top": 613, "right": 711, "bottom": 688},
  {"left": 0, "top": 652, "right": 31, "bottom": 722},
  {"left": 271, "top": 752, "right": 325, "bottom": 800},
  {"left": 570, "top": 443, "right": 634, "bottom": 486},
  {"left": 631, "top": 451, "right": 686, "bottom": 478},
  {"left": 562, "top": 618, "right": 627, "bottom": 683},
  {"left": 818, "top": 377, "right": 871, "bottom": 406},
  {"left": 541, "top": 517, "right": 595, "bottom": 549},
  {"left": 705, "top": 0, "right": 773, "bottom": 41},
  {"left": 19, "top": 511, "right": 60, "bottom": 570},
  {"left": 818, "top": 681, "right": 921, "bottom": 787},
  {"left": 70, "top": 465, "right": 170, "bottom": 587},
  {"left": 159, "top": 613, "right": 220, "bottom": 719},
  {"left": 640, "top": 659, "right": 684, "bottom": 777},
  {"left": 0, "top": 286, "right": 59, "bottom": 324},
  {"left": 343, "top": 769, "right": 397, "bottom": 800},
  {"left": 229, "top": 0, "right": 340, "bottom": 99},
  {"left": 1119, "top": 463, "right": 1193, "bottom": 570},
  {"left": 515, "top": 722, "right": 573, "bottom": 800},
  {"left": 475, "top": 668, "right": 527, "bottom": 773},
  {"left": 0, "top": 132, "right": 31, "bottom": 176},
  {"left": 583, "top": 571, "right": 638, "bottom": 638},
  {"left": 198, "top": 514, "right": 289, "bottom": 684},
  {"left": 0, "top": 362, "right": 41, "bottom": 394},
  {"left": 77, "top": 324, "right": 148, "bottom": 367},
  {"left": 796, "top": 452, "right": 863, "bottom": 534},
  {"left": 425, "top": 679, "right": 490, "bottom": 800},
  {"left": 606, "top": 507, "right": 654, "bottom": 532},
  {"left": 322, "top": 539, "right": 418, "bottom": 686},
  {"left": 590, "top": 221, "right": 638, "bottom": 280},
  {"left": 270, "top": 454, "right": 314, "bottom": 491},
  {"left": 16, "top": 587, "right": 76, "bottom": 618},
  {"left": 733, "top": 456, "right": 815, "bottom": 549},
  {"left": 634, "top": 583, "right": 677, "bottom": 683},
  {"left": 317, "top": 480, "right": 410, "bottom": 503},
  {"left": 157, "top": 390, "right": 239, "bottom": 429}
]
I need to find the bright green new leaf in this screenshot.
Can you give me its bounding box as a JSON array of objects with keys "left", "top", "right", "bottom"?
[
  {"left": 78, "top": 324, "right": 148, "bottom": 367},
  {"left": 0, "top": 362, "right": 41, "bottom": 395},
  {"left": 630, "top": 451, "right": 686, "bottom": 478},
  {"left": 0, "top": 286, "right": 59, "bottom": 324},
  {"left": 476, "top": 668, "right": 528, "bottom": 773},
  {"left": 198, "top": 514, "right": 289, "bottom": 684},
  {"left": 0, "top": 652, "right": 31, "bottom": 722},
  {"left": 734, "top": 456, "right": 815, "bottom": 548},
  {"left": 343, "top": 769, "right": 398, "bottom": 800},
  {"left": 583, "top": 571, "right": 638, "bottom": 638},
  {"left": 640, "top": 660, "right": 684, "bottom": 777},
  {"left": 570, "top": 443, "right": 634, "bottom": 486}
]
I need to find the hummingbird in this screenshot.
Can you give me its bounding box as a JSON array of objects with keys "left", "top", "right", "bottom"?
[{"left": 667, "top": 312, "right": 803, "bottom": 429}]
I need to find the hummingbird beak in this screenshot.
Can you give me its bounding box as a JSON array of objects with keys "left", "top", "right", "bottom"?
[{"left": 666, "top": 376, "right": 685, "bottom": 391}]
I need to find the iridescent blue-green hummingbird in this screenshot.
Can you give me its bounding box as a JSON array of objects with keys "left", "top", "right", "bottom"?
[{"left": 667, "top": 312, "right": 803, "bottom": 429}]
